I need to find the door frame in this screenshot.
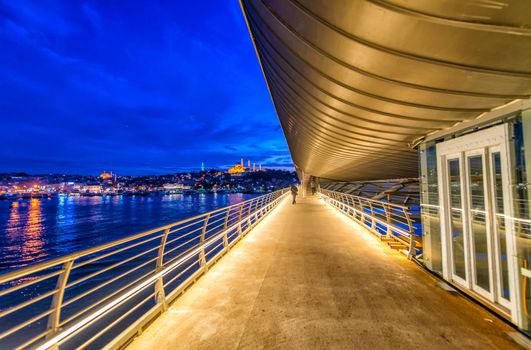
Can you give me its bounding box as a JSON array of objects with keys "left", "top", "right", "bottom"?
[
  {"left": 488, "top": 145, "right": 513, "bottom": 310},
  {"left": 440, "top": 152, "right": 470, "bottom": 289},
  {"left": 436, "top": 124, "right": 520, "bottom": 323}
]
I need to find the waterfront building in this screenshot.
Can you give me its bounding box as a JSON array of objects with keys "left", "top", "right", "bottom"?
[{"left": 82, "top": 184, "right": 102, "bottom": 194}]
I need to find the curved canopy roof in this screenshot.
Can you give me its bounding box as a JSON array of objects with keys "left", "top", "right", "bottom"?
[{"left": 240, "top": 0, "right": 531, "bottom": 181}]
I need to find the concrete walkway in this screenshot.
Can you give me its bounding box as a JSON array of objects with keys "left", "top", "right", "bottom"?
[{"left": 128, "top": 196, "right": 522, "bottom": 350}]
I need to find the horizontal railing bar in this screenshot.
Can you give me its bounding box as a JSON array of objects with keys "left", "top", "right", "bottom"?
[
  {"left": 162, "top": 259, "right": 201, "bottom": 288},
  {"left": 162, "top": 237, "right": 202, "bottom": 260},
  {"left": 62, "top": 254, "right": 159, "bottom": 310},
  {"left": 76, "top": 290, "right": 156, "bottom": 350},
  {"left": 0, "top": 308, "right": 54, "bottom": 341},
  {"left": 204, "top": 221, "right": 228, "bottom": 236},
  {"left": 67, "top": 240, "right": 160, "bottom": 288},
  {"left": 166, "top": 218, "right": 208, "bottom": 235},
  {"left": 0, "top": 288, "right": 58, "bottom": 319},
  {"left": 205, "top": 240, "right": 225, "bottom": 256},
  {"left": 14, "top": 327, "right": 53, "bottom": 350},
  {"left": 204, "top": 215, "right": 227, "bottom": 227},
  {"left": 60, "top": 265, "right": 159, "bottom": 326},
  {"left": 73, "top": 233, "right": 163, "bottom": 270},
  {"left": 165, "top": 226, "right": 203, "bottom": 247},
  {"left": 0, "top": 269, "right": 64, "bottom": 297}
]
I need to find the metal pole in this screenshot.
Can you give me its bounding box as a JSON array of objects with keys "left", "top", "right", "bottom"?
[
  {"left": 385, "top": 203, "right": 393, "bottom": 238},
  {"left": 46, "top": 259, "right": 74, "bottom": 340},
  {"left": 247, "top": 199, "right": 253, "bottom": 228},
  {"left": 155, "top": 228, "right": 170, "bottom": 310},
  {"left": 359, "top": 198, "right": 366, "bottom": 225},
  {"left": 238, "top": 203, "right": 244, "bottom": 236},
  {"left": 404, "top": 208, "right": 416, "bottom": 259},
  {"left": 199, "top": 214, "right": 210, "bottom": 269},
  {"left": 368, "top": 201, "right": 376, "bottom": 230},
  {"left": 222, "top": 208, "right": 230, "bottom": 249}
]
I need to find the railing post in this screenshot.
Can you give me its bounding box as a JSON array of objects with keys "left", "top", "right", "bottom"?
[
  {"left": 222, "top": 208, "right": 230, "bottom": 249},
  {"left": 359, "top": 198, "right": 366, "bottom": 224},
  {"left": 404, "top": 208, "right": 416, "bottom": 259},
  {"left": 46, "top": 259, "right": 74, "bottom": 343},
  {"left": 199, "top": 214, "right": 210, "bottom": 270},
  {"left": 368, "top": 201, "right": 376, "bottom": 230},
  {"left": 358, "top": 197, "right": 365, "bottom": 220},
  {"left": 155, "top": 228, "right": 170, "bottom": 310},
  {"left": 342, "top": 194, "right": 347, "bottom": 211},
  {"left": 238, "top": 203, "right": 244, "bottom": 236},
  {"left": 256, "top": 196, "right": 264, "bottom": 219},
  {"left": 385, "top": 203, "right": 393, "bottom": 238},
  {"left": 247, "top": 199, "right": 253, "bottom": 227}
]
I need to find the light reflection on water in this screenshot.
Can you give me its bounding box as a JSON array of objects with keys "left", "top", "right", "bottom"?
[
  {"left": 0, "top": 193, "right": 256, "bottom": 272},
  {"left": 6, "top": 199, "right": 46, "bottom": 266}
]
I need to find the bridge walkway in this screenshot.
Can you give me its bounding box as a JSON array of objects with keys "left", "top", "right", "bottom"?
[{"left": 128, "top": 196, "right": 521, "bottom": 350}]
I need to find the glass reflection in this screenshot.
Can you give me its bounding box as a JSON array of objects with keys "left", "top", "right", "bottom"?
[
  {"left": 448, "top": 159, "right": 466, "bottom": 280},
  {"left": 492, "top": 152, "right": 510, "bottom": 301},
  {"left": 468, "top": 155, "right": 490, "bottom": 292}
]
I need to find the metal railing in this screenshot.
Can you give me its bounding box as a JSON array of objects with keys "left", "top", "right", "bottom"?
[
  {"left": 0, "top": 189, "right": 289, "bottom": 350},
  {"left": 320, "top": 189, "right": 422, "bottom": 258}
]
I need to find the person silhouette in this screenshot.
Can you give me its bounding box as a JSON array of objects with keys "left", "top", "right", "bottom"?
[{"left": 290, "top": 184, "right": 298, "bottom": 204}]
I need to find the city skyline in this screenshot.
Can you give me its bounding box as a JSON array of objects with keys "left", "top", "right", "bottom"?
[
  {"left": 0, "top": 156, "right": 293, "bottom": 177},
  {"left": 0, "top": 1, "right": 293, "bottom": 175}
]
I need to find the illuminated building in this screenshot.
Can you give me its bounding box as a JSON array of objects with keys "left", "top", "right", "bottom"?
[
  {"left": 99, "top": 171, "right": 113, "bottom": 180},
  {"left": 83, "top": 185, "right": 102, "bottom": 194},
  {"left": 227, "top": 163, "right": 246, "bottom": 174}
]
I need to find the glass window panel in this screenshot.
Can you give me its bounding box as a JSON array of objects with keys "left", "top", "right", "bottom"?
[
  {"left": 420, "top": 142, "right": 442, "bottom": 273},
  {"left": 492, "top": 152, "right": 510, "bottom": 301},
  {"left": 468, "top": 155, "right": 490, "bottom": 292},
  {"left": 448, "top": 159, "right": 466, "bottom": 280}
]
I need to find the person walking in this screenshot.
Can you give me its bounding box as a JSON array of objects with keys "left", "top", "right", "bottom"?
[{"left": 290, "top": 184, "right": 298, "bottom": 204}]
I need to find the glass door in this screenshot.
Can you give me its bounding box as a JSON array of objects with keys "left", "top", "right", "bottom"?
[
  {"left": 465, "top": 150, "right": 493, "bottom": 300},
  {"left": 447, "top": 155, "right": 468, "bottom": 287},
  {"left": 438, "top": 124, "right": 515, "bottom": 316},
  {"left": 489, "top": 147, "right": 511, "bottom": 309}
]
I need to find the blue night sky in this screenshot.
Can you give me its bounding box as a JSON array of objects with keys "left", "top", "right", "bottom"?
[{"left": 0, "top": 1, "right": 292, "bottom": 175}]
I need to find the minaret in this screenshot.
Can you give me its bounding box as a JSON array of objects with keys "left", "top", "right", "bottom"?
[
  {"left": 201, "top": 162, "right": 205, "bottom": 172},
  {"left": 253, "top": 163, "right": 256, "bottom": 172},
  {"left": 240, "top": 158, "right": 243, "bottom": 167},
  {"left": 247, "top": 159, "right": 251, "bottom": 169},
  {"left": 259, "top": 164, "right": 262, "bottom": 171}
]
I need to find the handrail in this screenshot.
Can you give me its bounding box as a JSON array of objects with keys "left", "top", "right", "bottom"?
[
  {"left": 320, "top": 189, "right": 421, "bottom": 259},
  {"left": 0, "top": 189, "right": 289, "bottom": 349}
]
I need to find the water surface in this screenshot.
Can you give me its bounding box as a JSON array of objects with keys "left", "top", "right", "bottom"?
[{"left": 0, "top": 193, "right": 256, "bottom": 272}]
